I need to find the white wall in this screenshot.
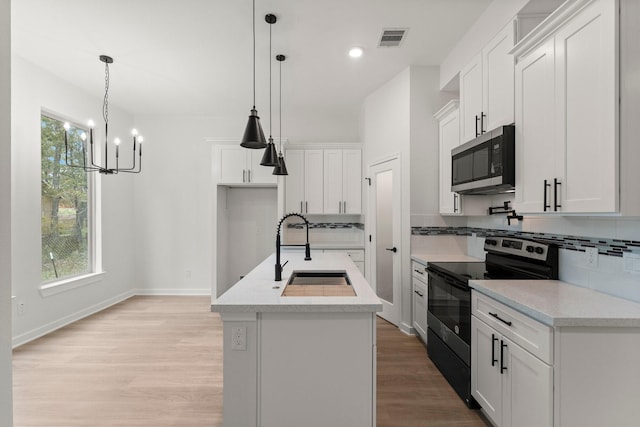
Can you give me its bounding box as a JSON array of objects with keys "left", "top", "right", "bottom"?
[
  {"left": 0, "top": 0, "right": 13, "bottom": 423},
  {"left": 362, "top": 66, "right": 443, "bottom": 334},
  {"left": 133, "top": 106, "right": 357, "bottom": 299},
  {"left": 11, "top": 56, "right": 136, "bottom": 346}
]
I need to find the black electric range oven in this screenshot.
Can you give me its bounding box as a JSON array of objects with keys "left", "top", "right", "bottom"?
[{"left": 426, "top": 237, "right": 558, "bottom": 408}]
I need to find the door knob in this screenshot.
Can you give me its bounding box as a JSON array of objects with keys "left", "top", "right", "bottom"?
[{"left": 385, "top": 247, "right": 397, "bottom": 253}]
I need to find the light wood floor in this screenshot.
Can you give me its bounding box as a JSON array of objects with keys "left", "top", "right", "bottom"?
[{"left": 13, "top": 296, "right": 489, "bottom": 427}]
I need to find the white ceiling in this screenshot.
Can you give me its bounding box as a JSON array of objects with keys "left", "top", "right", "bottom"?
[{"left": 11, "top": 0, "right": 491, "bottom": 119}]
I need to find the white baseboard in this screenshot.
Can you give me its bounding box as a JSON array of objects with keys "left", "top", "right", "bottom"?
[
  {"left": 134, "top": 288, "right": 211, "bottom": 296},
  {"left": 12, "top": 289, "right": 135, "bottom": 348},
  {"left": 399, "top": 321, "right": 415, "bottom": 336}
]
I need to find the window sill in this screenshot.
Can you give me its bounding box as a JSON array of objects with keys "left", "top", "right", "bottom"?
[{"left": 39, "top": 272, "right": 105, "bottom": 297}]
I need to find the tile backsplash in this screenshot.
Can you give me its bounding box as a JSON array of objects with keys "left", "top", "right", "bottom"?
[{"left": 411, "top": 226, "right": 640, "bottom": 257}]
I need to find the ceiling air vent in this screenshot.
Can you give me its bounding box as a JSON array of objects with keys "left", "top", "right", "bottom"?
[{"left": 378, "top": 28, "right": 408, "bottom": 48}]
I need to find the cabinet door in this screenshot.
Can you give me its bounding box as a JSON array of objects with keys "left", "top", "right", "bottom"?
[
  {"left": 342, "top": 149, "right": 362, "bottom": 214},
  {"left": 438, "top": 107, "right": 461, "bottom": 215},
  {"left": 323, "top": 149, "right": 343, "bottom": 214},
  {"left": 304, "top": 150, "right": 324, "bottom": 214},
  {"left": 555, "top": 0, "right": 618, "bottom": 213},
  {"left": 483, "top": 22, "right": 515, "bottom": 132},
  {"left": 459, "top": 53, "right": 483, "bottom": 143},
  {"left": 471, "top": 316, "right": 502, "bottom": 427},
  {"left": 218, "top": 146, "right": 248, "bottom": 184},
  {"left": 248, "top": 150, "right": 277, "bottom": 184},
  {"left": 412, "top": 279, "right": 428, "bottom": 341},
  {"left": 501, "top": 336, "right": 552, "bottom": 427},
  {"left": 514, "top": 38, "right": 557, "bottom": 213},
  {"left": 285, "top": 150, "right": 305, "bottom": 214}
]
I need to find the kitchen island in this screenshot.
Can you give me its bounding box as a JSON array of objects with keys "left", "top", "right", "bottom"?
[{"left": 211, "top": 252, "right": 382, "bottom": 427}]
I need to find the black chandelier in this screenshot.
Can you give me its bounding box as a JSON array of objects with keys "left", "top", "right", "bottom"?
[{"left": 63, "top": 54, "right": 143, "bottom": 174}]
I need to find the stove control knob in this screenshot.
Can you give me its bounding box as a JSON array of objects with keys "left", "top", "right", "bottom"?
[
  {"left": 487, "top": 239, "right": 497, "bottom": 246},
  {"left": 535, "top": 247, "right": 544, "bottom": 255},
  {"left": 526, "top": 245, "right": 535, "bottom": 253}
]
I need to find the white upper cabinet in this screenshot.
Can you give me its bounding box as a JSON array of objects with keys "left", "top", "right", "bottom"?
[
  {"left": 460, "top": 22, "right": 515, "bottom": 143},
  {"left": 514, "top": 0, "right": 618, "bottom": 214},
  {"left": 216, "top": 145, "right": 277, "bottom": 185},
  {"left": 435, "top": 101, "right": 462, "bottom": 215},
  {"left": 324, "top": 149, "right": 362, "bottom": 214},
  {"left": 460, "top": 54, "right": 484, "bottom": 143},
  {"left": 285, "top": 149, "right": 323, "bottom": 214}
]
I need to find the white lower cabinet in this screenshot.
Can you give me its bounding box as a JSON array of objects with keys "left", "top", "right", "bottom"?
[
  {"left": 472, "top": 292, "right": 552, "bottom": 427},
  {"left": 411, "top": 261, "right": 428, "bottom": 342}
]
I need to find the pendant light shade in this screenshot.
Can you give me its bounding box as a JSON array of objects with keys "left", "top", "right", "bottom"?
[
  {"left": 241, "top": 0, "right": 267, "bottom": 149},
  {"left": 241, "top": 109, "right": 267, "bottom": 149},
  {"left": 273, "top": 54, "right": 288, "bottom": 176},
  {"left": 261, "top": 137, "right": 278, "bottom": 166},
  {"left": 260, "top": 14, "right": 279, "bottom": 166},
  {"left": 273, "top": 153, "right": 288, "bottom": 175}
]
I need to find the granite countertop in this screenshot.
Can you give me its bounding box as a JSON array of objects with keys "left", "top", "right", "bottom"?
[
  {"left": 470, "top": 279, "right": 640, "bottom": 327},
  {"left": 411, "top": 253, "right": 484, "bottom": 265},
  {"left": 211, "top": 252, "right": 381, "bottom": 313}
]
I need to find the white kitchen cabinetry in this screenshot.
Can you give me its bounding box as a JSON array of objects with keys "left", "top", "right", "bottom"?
[
  {"left": 323, "top": 149, "right": 362, "bottom": 214},
  {"left": 411, "top": 261, "right": 428, "bottom": 342},
  {"left": 216, "top": 145, "right": 277, "bottom": 185},
  {"left": 284, "top": 149, "right": 323, "bottom": 214},
  {"left": 435, "top": 101, "right": 462, "bottom": 215},
  {"left": 472, "top": 292, "right": 552, "bottom": 427},
  {"left": 514, "top": 0, "right": 618, "bottom": 213},
  {"left": 324, "top": 249, "right": 364, "bottom": 274},
  {"left": 460, "top": 22, "right": 515, "bottom": 143}
]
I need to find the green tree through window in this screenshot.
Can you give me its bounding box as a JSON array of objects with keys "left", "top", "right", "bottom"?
[{"left": 41, "top": 114, "right": 92, "bottom": 281}]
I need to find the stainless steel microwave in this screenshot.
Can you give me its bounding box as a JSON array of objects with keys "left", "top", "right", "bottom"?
[{"left": 451, "top": 124, "right": 515, "bottom": 195}]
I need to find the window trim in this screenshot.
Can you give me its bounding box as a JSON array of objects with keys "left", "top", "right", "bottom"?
[{"left": 40, "top": 109, "right": 101, "bottom": 286}]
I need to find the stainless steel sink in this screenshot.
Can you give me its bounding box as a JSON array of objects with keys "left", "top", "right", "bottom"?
[
  {"left": 282, "top": 270, "right": 355, "bottom": 296},
  {"left": 286, "top": 270, "right": 351, "bottom": 286}
]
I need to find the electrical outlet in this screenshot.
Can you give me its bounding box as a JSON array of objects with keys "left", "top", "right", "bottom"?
[
  {"left": 231, "top": 326, "right": 246, "bottom": 351},
  {"left": 584, "top": 247, "right": 598, "bottom": 268},
  {"left": 17, "top": 301, "right": 25, "bottom": 317}
]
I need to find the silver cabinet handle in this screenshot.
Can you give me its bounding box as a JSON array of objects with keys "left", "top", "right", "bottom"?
[
  {"left": 306, "top": 201, "right": 308, "bottom": 213},
  {"left": 243, "top": 170, "right": 246, "bottom": 183},
  {"left": 343, "top": 201, "right": 346, "bottom": 213},
  {"left": 248, "top": 169, "right": 251, "bottom": 183},
  {"left": 300, "top": 201, "right": 303, "bottom": 213}
]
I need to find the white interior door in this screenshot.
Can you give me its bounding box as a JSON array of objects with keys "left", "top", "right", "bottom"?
[{"left": 368, "top": 158, "right": 401, "bottom": 326}]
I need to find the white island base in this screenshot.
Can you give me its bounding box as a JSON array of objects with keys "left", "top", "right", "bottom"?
[{"left": 212, "top": 253, "right": 382, "bottom": 427}]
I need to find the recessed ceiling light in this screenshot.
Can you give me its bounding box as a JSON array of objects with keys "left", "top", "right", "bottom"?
[{"left": 348, "top": 47, "right": 363, "bottom": 58}]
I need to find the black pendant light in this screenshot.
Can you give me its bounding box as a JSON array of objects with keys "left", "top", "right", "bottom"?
[
  {"left": 260, "top": 13, "right": 278, "bottom": 166},
  {"left": 241, "top": 0, "right": 267, "bottom": 149},
  {"left": 273, "top": 54, "right": 288, "bottom": 176}
]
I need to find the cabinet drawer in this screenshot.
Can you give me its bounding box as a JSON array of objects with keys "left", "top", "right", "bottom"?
[
  {"left": 472, "top": 291, "right": 553, "bottom": 364},
  {"left": 411, "top": 261, "right": 427, "bottom": 283}
]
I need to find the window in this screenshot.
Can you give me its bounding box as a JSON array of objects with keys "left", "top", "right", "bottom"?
[{"left": 41, "top": 113, "right": 94, "bottom": 282}]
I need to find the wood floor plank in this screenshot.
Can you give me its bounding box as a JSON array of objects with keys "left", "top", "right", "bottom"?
[{"left": 13, "top": 296, "right": 488, "bottom": 426}]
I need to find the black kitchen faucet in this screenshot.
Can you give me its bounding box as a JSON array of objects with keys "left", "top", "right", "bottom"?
[{"left": 275, "top": 213, "right": 311, "bottom": 281}]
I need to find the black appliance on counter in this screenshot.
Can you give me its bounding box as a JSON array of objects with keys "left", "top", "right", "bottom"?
[
  {"left": 451, "top": 124, "right": 515, "bottom": 195},
  {"left": 426, "top": 236, "right": 558, "bottom": 408}
]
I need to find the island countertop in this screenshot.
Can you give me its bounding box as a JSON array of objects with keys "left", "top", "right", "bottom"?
[{"left": 211, "top": 252, "right": 382, "bottom": 313}]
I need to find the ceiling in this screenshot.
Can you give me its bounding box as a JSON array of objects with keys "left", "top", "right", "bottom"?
[{"left": 11, "top": 0, "right": 491, "bottom": 119}]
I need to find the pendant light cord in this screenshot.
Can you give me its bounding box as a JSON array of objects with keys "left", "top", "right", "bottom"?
[
  {"left": 279, "top": 58, "right": 282, "bottom": 153},
  {"left": 269, "top": 22, "right": 272, "bottom": 138},
  {"left": 252, "top": 0, "right": 256, "bottom": 109}
]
